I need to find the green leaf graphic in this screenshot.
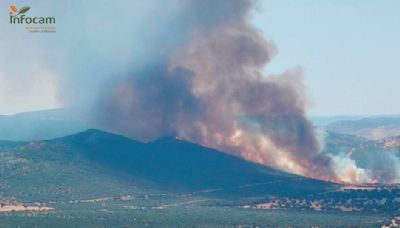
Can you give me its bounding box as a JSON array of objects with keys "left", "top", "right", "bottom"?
[{"left": 16, "top": 6, "right": 30, "bottom": 16}]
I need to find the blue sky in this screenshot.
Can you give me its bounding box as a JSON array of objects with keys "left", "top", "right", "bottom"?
[
  {"left": 0, "top": 0, "right": 399, "bottom": 116},
  {"left": 252, "top": 0, "right": 400, "bottom": 115}
]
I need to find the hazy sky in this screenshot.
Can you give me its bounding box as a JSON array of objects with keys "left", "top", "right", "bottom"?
[
  {"left": 252, "top": 0, "right": 400, "bottom": 115},
  {"left": 0, "top": 0, "right": 399, "bottom": 115}
]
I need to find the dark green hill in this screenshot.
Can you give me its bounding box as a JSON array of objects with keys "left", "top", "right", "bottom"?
[
  {"left": 48, "top": 129, "right": 337, "bottom": 196},
  {"left": 0, "top": 129, "right": 338, "bottom": 203}
]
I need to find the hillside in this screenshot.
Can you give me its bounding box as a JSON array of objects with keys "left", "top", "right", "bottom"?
[
  {"left": 55, "top": 130, "right": 339, "bottom": 196},
  {"left": 326, "top": 116, "right": 400, "bottom": 140},
  {"left": 323, "top": 131, "right": 400, "bottom": 183},
  {"left": 1, "top": 130, "right": 398, "bottom": 227},
  {"left": 0, "top": 129, "right": 337, "bottom": 204},
  {"left": 0, "top": 109, "right": 89, "bottom": 141}
]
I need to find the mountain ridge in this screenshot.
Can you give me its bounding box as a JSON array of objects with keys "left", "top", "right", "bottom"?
[{"left": 0, "top": 128, "right": 339, "bottom": 200}]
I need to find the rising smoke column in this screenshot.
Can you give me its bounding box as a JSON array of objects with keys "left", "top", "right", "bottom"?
[{"left": 95, "top": 0, "right": 337, "bottom": 181}]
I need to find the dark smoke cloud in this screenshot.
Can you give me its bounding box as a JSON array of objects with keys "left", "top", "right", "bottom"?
[
  {"left": 98, "top": 65, "right": 202, "bottom": 140},
  {"left": 94, "top": 0, "right": 336, "bottom": 180}
]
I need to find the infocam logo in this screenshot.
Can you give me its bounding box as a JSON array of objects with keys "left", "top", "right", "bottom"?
[{"left": 9, "top": 5, "right": 55, "bottom": 24}]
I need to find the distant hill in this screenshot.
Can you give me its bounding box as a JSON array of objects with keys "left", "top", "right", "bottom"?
[
  {"left": 0, "top": 129, "right": 337, "bottom": 202},
  {"left": 324, "top": 130, "right": 400, "bottom": 160},
  {"left": 0, "top": 109, "right": 90, "bottom": 141},
  {"left": 326, "top": 116, "right": 400, "bottom": 140},
  {"left": 323, "top": 130, "right": 400, "bottom": 183},
  {"left": 309, "top": 116, "right": 365, "bottom": 127},
  {"left": 323, "top": 131, "right": 367, "bottom": 156}
]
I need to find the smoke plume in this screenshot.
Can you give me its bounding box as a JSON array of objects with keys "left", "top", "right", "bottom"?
[{"left": 94, "top": 0, "right": 337, "bottom": 181}]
